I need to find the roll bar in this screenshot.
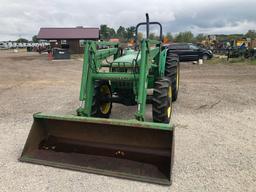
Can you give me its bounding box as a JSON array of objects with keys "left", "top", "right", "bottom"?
[{"left": 135, "top": 13, "right": 163, "bottom": 46}]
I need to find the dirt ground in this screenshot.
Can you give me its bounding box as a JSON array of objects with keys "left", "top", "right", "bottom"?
[{"left": 0, "top": 50, "right": 255, "bottom": 192}]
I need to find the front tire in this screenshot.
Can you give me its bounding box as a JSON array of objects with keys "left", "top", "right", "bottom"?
[
  {"left": 91, "top": 80, "right": 112, "bottom": 118},
  {"left": 152, "top": 78, "right": 172, "bottom": 123}
]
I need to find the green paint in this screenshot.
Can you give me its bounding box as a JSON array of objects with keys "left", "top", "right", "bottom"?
[
  {"left": 34, "top": 113, "right": 173, "bottom": 131},
  {"left": 135, "top": 40, "right": 148, "bottom": 120},
  {"left": 113, "top": 51, "right": 140, "bottom": 63},
  {"left": 76, "top": 10, "right": 173, "bottom": 128},
  {"left": 159, "top": 49, "right": 168, "bottom": 76},
  {"left": 78, "top": 39, "right": 169, "bottom": 122}
]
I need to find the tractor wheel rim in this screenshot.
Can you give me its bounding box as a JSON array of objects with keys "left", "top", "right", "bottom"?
[
  {"left": 100, "top": 85, "right": 111, "bottom": 114},
  {"left": 167, "top": 86, "right": 172, "bottom": 118},
  {"left": 176, "top": 67, "right": 179, "bottom": 92}
]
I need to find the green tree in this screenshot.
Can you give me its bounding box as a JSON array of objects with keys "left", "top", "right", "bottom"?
[
  {"left": 100, "top": 25, "right": 108, "bottom": 40},
  {"left": 17, "top": 38, "right": 29, "bottom": 43},
  {"left": 174, "top": 31, "right": 194, "bottom": 43},
  {"left": 32, "top": 35, "right": 38, "bottom": 43},
  {"left": 195, "top": 33, "right": 206, "bottom": 42},
  {"left": 246, "top": 30, "right": 256, "bottom": 39},
  {"left": 149, "top": 32, "right": 156, "bottom": 40},
  {"left": 108, "top": 28, "right": 116, "bottom": 38},
  {"left": 126, "top": 26, "right": 136, "bottom": 40},
  {"left": 116, "top": 26, "right": 127, "bottom": 40},
  {"left": 100, "top": 25, "right": 116, "bottom": 40},
  {"left": 166, "top": 32, "right": 173, "bottom": 42},
  {"left": 216, "top": 34, "right": 244, "bottom": 41}
]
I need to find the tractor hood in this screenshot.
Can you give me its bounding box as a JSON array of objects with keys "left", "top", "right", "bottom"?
[{"left": 113, "top": 49, "right": 141, "bottom": 64}]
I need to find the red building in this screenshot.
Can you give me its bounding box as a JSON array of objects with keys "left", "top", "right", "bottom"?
[{"left": 37, "top": 27, "right": 99, "bottom": 54}]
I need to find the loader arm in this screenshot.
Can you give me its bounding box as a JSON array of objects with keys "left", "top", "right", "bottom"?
[{"left": 79, "top": 41, "right": 119, "bottom": 101}]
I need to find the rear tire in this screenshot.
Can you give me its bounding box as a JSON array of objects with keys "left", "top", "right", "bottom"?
[
  {"left": 152, "top": 78, "right": 172, "bottom": 123},
  {"left": 91, "top": 80, "right": 112, "bottom": 118},
  {"left": 165, "top": 51, "right": 180, "bottom": 102}
]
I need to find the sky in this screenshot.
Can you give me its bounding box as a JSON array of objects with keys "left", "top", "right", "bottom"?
[{"left": 0, "top": 0, "right": 256, "bottom": 41}]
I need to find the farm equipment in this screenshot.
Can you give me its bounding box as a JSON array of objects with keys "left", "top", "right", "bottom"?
[{"left": 19, "top": 14, "right": 180, "bottom": 185}]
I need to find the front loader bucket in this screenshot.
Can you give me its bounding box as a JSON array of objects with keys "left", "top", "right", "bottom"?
[{"left": 20, "top": 113, "right": 175, "bottom": 185}]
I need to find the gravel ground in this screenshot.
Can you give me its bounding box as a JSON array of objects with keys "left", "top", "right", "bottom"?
[{"left": 0, "top": 50, "right": 255, "bottom": 192}]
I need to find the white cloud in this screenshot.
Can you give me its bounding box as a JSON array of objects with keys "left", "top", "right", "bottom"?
[
  {"left": 0, "top": 0, "right": 256, "bottom": 40},
  {"left": 195, "top": 20, "right": 256, "bottom": 34}
]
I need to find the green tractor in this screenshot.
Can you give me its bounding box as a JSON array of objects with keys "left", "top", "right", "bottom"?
[{"left": 20, "top": 14, "right": 180, "bottom": 185}]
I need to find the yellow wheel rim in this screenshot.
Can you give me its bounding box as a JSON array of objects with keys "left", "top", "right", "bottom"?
[
  {"left": 176, "top": 66, "right": 179, "bottom": 92},
  {"left": 100, "top": 85, "right": 111, "bottom": 114},
  {"left": 167, "top": 86, "right": 172, "bottom": 118}
]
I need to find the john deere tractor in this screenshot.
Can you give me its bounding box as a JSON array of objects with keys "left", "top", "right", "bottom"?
[{"left": 20, "top": 14, "right": 180, "bottom": 185}]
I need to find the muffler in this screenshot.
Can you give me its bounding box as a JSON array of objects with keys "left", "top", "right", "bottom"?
[{"left": 20, "top": 113, "right": 175, "bottom": 185}]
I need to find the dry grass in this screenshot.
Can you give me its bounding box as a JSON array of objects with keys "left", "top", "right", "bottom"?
[{"left": 206, "top": 55, "right": 256, "bottom": 65}]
